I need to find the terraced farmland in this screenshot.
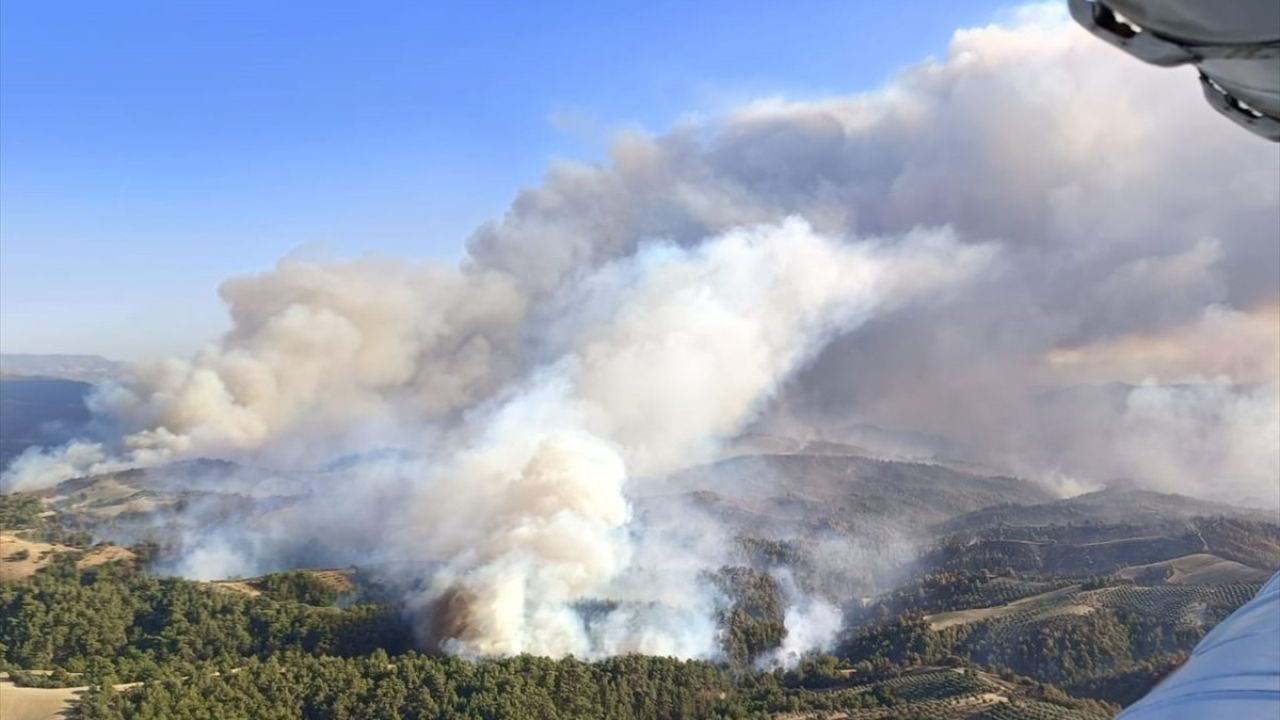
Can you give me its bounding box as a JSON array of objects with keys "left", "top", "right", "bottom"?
[
  {"left": 877, "top": 668, "right": 989, "bottom": 701},
  {"left": 780, "top": 668, "right": 1111, "bottom": 720},
  {"left": 1084, "top": 582, "right": 1261, "bottom": 616},
  {"left": 782, "top": 695, "right": 1109, "bottom": 720},
  {"left": 928, "top": 580, "right": 1265, "bottom": 635},
  {"left": 972, "top": 578, "right": 1067, "bottom": 606},
  {"left": 1116, "top": 553, "right": 1273, "bottom": 585},
  {"left": 926, "top": 585, "right": 1092, "bottom": 631},
  {"left": 973, "top": 700, "right": 1111, "bottom": 720}
]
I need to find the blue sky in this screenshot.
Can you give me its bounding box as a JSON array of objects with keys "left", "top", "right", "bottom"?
[{"left": 1, "top": 1, "right": 1009, "bottom": 360}]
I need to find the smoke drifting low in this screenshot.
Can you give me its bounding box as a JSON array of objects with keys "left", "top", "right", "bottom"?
[{"left": 4, "top": 6, "right": 1278, "bottom": 659}]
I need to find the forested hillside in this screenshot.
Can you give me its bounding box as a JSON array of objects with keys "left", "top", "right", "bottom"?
[{"left": 1, "top": 464, "right": 1275, "bottom": 719}]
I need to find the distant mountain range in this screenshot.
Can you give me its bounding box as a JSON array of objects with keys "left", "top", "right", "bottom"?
[
  {"left": 0, "top": 375, "right": 95, "bottom": 471},
  {"left": 0, "top": 355, "right": 123, "bottom": 470},
  {"left": 0, "top": 353, "right": 123, "bottom": 383}
]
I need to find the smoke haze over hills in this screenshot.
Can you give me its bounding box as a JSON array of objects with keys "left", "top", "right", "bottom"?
[{"left": 2, "top": 6, "right": 1277, "bottom": 660}]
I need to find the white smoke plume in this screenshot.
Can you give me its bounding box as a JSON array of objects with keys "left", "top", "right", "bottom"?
[
  {"left": 3, "top": 4, "right": 1278, "bottom": 658},
  {"left": 393, "top": 221, "right": 988, "bottom": 657},
  {"left": 764, "top": 599, "right": 845, "bottom": 669}
]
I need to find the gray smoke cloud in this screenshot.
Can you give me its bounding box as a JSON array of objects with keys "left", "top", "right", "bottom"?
[{"left": 3, "top": 5, "right": 1278, "bottom": 658}]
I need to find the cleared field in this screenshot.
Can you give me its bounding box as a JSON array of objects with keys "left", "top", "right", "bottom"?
[
  {"left": 0, "top": 534, "right": 72, "bottom": 581},
  {"left": 308, "top": 568, "right": 357, "bottom": 594},
  {"left": 210, "top": 567, "right": 357, "bottom": 597},
  {"left": 210, "top": 579, "right": 264, "bottom": 597},
  {"left": 1116, "top": 553, "right": 1272, "bottom": 585},
  {"left": 926, "top": 586, "right": 1092, "bottom": 630},
  {"left": 75, "top": 544, "right": 136, "bottom": 571},
  {"left": 0, "top": 677, "right": 143, "bottom": 720},
  {"left": 1, "top": 534, "right": 135, "bottom": 581},
  {"left": 43, "top": 475, "right": 141, "bottom": 508},
  {"left": 0, "top": 679, "right": 80, "bottom": 720}
]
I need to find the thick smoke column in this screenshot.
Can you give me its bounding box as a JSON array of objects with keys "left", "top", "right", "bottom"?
[
  {"left": 396, "top": 221, "right": 988, "bottom": 657},
  {"left": 3, "top": 4, "right": 1278, "bottom": 657},
  {"left": 4, "top": 220, "right": 991, "bottom": 660}
]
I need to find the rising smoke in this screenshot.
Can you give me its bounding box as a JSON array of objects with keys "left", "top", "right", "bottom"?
[{"left": 3, "top": 5, "right": 1278, "bottom": 659}]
